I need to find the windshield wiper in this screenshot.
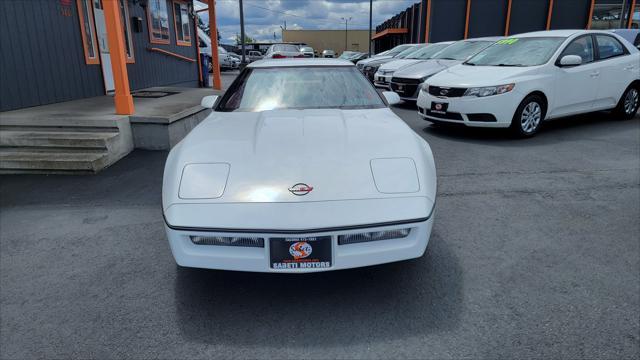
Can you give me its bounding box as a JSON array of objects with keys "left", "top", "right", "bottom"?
[
  {"left": 464, "top": 62, "right": 476, "bottom": 66},
  {"left": 437, "top": 57, "right": 456, "bottom": 60},
  {"left": 496, "top": 63, "right": 525, "bottom": 67}
]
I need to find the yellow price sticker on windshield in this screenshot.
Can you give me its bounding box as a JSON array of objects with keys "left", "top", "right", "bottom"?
[{"left": 497, "top": 38, "right": 519, "bottom": 45}]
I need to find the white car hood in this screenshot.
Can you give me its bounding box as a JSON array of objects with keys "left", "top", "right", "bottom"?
[
  {"left": 163, "top": 108, "right": 435, "bottom": 210},
  {"left": 358, "top": 55, "right": 392, "bottom": 66},
  {"left": 379, "top": 59, "right": 423, "bottom": 72},
  {"left": 392, "top": 59, "right": 460, "bottom": 79},
  {"left": 429, "top": 64, "right": 541, "bottom": 87}
]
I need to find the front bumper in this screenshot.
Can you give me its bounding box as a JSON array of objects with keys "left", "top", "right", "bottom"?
[
  {"left": 374, "top": 73, "right": 393, "bottom": 89},
  {"left": 165, "top": 216, "right": 433, "bottom": 273},
  {"left": 416, "top": 88, "right": 522, "bottom": 128}
]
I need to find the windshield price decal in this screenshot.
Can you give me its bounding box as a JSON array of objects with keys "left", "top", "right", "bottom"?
[{"left": 497, "top": 38, "right": 519, "bottom": 45}]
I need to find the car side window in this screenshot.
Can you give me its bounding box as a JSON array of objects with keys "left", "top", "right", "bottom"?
[
  {"left": 595, "top": 35, "right": 627, "bottom": 60},
  {"left": 560, "top": 36, "right": 595, "bottom": 64}
]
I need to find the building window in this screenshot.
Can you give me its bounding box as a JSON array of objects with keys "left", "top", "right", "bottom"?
[
  {"left": 173, "top": 1, "right": 191, "bottom": 46},
  {"left": 147, "top": 0, "right": 170, "bottom": 44},
  {"left": 77, "top": 0, "right": 100, "bottom": 64},
  {"left": 590, "top": 0, "right": 628, "bottom": 29},
  {"left": 119, "top": 0, "right": 135, "bottom": 62}
]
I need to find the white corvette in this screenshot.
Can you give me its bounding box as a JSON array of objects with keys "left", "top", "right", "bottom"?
[{"left": 162, "top": 59, "right": 437, "bottom": 273}]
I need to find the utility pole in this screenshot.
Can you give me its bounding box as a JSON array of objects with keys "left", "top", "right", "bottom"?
[
  {"left": 369, "top": 0, "right": 373, "bottom": 56},
  {"left": 280, "top": 20, "right": 287, "bottom": 42},
  {"left": 341, "top": 17, "right": 352, "bottom": 53},
  {"left": 239, "top": 0, "right": 246, "bottom": 64}
]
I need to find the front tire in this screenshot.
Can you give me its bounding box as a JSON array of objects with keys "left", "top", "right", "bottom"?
[
  {"left": 510, "top": 95, "right": 545, "bottom": 137},
  {"left": 613, "top": 85, "right": 640, "bottom": 120}
]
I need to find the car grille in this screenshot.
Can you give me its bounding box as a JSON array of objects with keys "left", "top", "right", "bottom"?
[
  {"left": 390, "top": 82, "right": 419, "bottom": 98},
  {"left": 428, "top": 86, "right": 467, "bottom": 98},
  {"left": 303, "top": 53, "right": 313, "bottom": 58},
  {"left": 391, "top": 77, "right": 422, "bottom": 84}
]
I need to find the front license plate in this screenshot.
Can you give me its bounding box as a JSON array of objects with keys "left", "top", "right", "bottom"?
[
  {"left": 270, "top": 236, "right": 332, "bottom": 269},
  {"left": 431, "top": 101, "right": 448, "bottom": 114}
]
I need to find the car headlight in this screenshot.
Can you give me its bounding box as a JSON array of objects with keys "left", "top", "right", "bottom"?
[
  {"left": 464, "top": 84, "right": 515, "bottom": 97},
  {"left": 419, "top": 75, "right": 434, "bottom": 92}
]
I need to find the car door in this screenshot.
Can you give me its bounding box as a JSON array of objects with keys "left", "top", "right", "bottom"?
[
  {"left": 592, "top": 34, "right": 637, "bottom": 110},
  {"left": 550, "top": 35, "right": 599, "bottom": 118}
]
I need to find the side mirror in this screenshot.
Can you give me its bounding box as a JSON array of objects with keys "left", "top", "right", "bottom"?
[
  {"left": 559, "top": 55, "right": 582, "bottom": 67},
  {"left": 382, "top": 91, "right": 401, "bottom": 105},
  {"left": 200, "top": 95, "right": 219, "bottom": 109}
]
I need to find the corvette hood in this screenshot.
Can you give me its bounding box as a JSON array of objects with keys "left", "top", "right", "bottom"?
[
  {"left": 163, "top": 108, "right": 435, "bottom": 208},
  {"left": 429, "top": 64, "right": 542, "bottom": 87},
  {"left": 392, "top": 59, "right": 460, "bottom": 79},
  {"left": 379, "top": 59, "right": 423, "bottom": 72}
]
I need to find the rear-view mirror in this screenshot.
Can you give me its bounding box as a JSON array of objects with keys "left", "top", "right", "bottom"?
[
  {"left": 559, "top": 55, "right": 582, "bottom": 67},
  {"left": 200, "top": 95, "right": 219, "bottom": 109}
]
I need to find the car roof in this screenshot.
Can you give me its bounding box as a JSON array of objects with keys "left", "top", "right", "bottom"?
[
  {"left": 511, "top": 29, "right": 623, "bottom": 38},
  {"left": 465, "top": 36, "right": 503, "bottom": 42},
  {"left": 248, "top": 59, "right": 355, "bottom": 68}
]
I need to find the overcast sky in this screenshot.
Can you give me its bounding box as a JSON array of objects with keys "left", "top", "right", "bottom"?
[{"left": 194, "top": 0, "right": 417, "bottom": 44}]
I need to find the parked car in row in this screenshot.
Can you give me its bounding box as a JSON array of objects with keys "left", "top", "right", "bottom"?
[
  {"left": 265, "top": 44, "right": 304, "bottom": 59},
  {"left": 359, "top": 44, "right": 424, "bottom": 81},
  {"left": 247, "top": 50, "right": 263, "bottom": 63},
  {"left": 339, "top": 51, "right": 369, "bottom": 63},
  {"left": 198, "top": 29, "right": 238, "bottom": 71},
  {"left": 322, "top": 49, "right": 336, "bottom": 58},
  {"left": 300, "top": 46, "right": 315, "bottom": 58},
  {"left": 356, "top": 44, "right": 416, "bottom": 72},
  {"left": 389, "top": 37, "right": 500, "bottom": 100},
  {"left": 374, "top": 42, "right": 453, "bottom": 89},
  {"left": 164, "top": 59, "right": 437, "bottom": 272},
  {"left": 417, "top": 30, "right": 640, "bottom": 137}
]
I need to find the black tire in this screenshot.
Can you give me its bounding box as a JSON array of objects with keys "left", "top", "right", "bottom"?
[
  {"left": 510, "top": 94, "right": 546, "bottom": 138},
  {"left": 613, "top": 84, "right": 640, "bottom": 120}
]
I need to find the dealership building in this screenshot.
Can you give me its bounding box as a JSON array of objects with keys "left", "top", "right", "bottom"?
[{"left": 373, "top": 0, "right": 639, "bottom": 51}]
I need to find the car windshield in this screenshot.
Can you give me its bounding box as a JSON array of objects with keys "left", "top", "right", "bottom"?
[
  {"left": 300, "top": 47, "right": 313, "bottom": 52},
  {"left": 406, "top": 43, "right": 452, "bottom": 59},
  {"left": 386, "top": 44, "right": 413, "bottom": 56},
  {"left": 466, "top": 37, "right": 566, "bottom": 66},
  {"left": 339, "top": 51, "right": 358, "bottom": 59},
  {"left": 395, "top": 46, "right": 420, "bottom": 58},
  {"left": 273, "top": 44, "right": 299, "bottom": 52},
  {"left": 432, "top": 40, "right": 493, "bottom": 60},
  {"left": 217, "top": 67, "right": 385, "bottom": 112}
]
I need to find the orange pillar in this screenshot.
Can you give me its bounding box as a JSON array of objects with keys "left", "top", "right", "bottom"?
[
  {"left": 102, "top": 0, "right": 134, "bottom": 115},
  {"left": 208, "top": 0, "right": 222, "bottom": 90}
]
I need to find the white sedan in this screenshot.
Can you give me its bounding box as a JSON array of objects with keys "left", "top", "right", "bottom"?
[
  {"left": 417, "top": 30, "right": 640, "bottom": 136},
  {"left": 163, "top": 59, "right": 437, "bottom": 272}
]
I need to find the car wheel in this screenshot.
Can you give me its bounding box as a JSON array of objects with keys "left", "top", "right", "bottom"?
[
  {"left": 510, "top": 95, "right": 545, "bottom": 137},
  {"left": 614, "top": 85, "right": 640, "bottom": 120}
]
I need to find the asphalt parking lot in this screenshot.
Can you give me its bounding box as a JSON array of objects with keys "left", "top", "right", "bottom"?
[{"left": 1, "top": 103, "right": 639, "bottom": 358}]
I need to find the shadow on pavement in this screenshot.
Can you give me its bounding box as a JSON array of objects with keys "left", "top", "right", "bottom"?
[
  {"left": 174, "top": 230, "right": 462, "bottom": 347},
  {"left": 419, "top": 111, "right": 637, "bottom": 144}
]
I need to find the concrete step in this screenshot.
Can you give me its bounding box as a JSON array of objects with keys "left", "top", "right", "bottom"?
[
  {"left": 0, "top": 125, "right": 119, "bottom": 133},
  {"left": 0, "top": 117, "right": 121, "bottom": 129},
  {"left": 0, "top": 131, "right": 119, "bottom": 149},
  {"left": 0, "top": 149, "right": 109, "bottom": 172}
]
